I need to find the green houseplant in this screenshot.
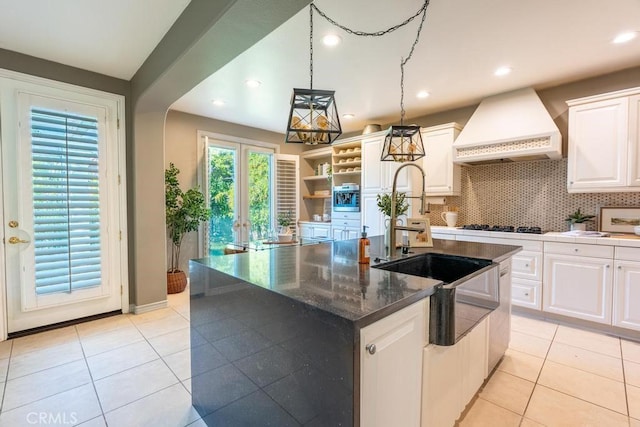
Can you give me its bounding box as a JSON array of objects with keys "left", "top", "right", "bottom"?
[
  {"left": 165, "top": 163, "right": 211, "bottom": 293},
  {"left": 565, "top": 208, "right": 595, "bottom": 231},
  {"left": 277, "top": 210, "right": 294, "bottom": 242},
  {"left": 376, "top": 192, "right": 409, "bottom": 217}
]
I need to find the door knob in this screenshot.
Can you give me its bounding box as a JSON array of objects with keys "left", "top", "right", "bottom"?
[
  {"left": 8, "top": 236, "right": 29, "bottom": 244},
  {"left": 366, "top": 344, "right": 376, "bottom": 355}
]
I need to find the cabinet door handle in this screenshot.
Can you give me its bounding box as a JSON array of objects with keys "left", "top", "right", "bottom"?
[
  {"left": 574, "top": 248, "right": 579, "bottom": 252},
  {"left": 618, "top": 265, "right": 622, "bottom": 269},
  {"left": 525, "top": 264, "right": 529, "bottom": 267},
  {"left": 366, "top": 344, "right": 376, "bottom": 355},
  {"left": 606, "top": 264, "right": 610, "bottom": 268},
  {"left": 524, "top": 292, "right": 529, "bottom": 296}
]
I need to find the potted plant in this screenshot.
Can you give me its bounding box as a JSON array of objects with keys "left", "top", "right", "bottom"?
[
  {"left": 376, "top": 192, "right": 409, "bottom": 218},
  {"left": 277, "top": 210, "right": 294, "bottom": 242},
  {"left": 165, "top": 163, "right": 211, "bottom": 293},
  {"left": 565, "top": 208, "right": 595, "bottom": 231},
  {"left": 376, "top": 192, "right": 409, "bottom": 246}
]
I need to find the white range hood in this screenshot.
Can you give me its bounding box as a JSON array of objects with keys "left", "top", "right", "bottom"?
[{"left": 453, "top": 87, "right": 562, "bottom": 165}]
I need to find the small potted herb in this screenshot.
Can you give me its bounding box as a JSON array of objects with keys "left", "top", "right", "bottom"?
[
  {"left": 565, "top": 208, "right": 595, "bottom": 231},
  {"left": 277, "top": 210, "right": 294, "bottom": 242}
]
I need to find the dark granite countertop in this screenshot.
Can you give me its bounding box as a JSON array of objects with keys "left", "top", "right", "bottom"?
[{"left": 192, "top": 236, "right": 521, "bottom": 328}]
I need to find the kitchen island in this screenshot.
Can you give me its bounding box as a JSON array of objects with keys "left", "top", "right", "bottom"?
[{"left": 189, "top": 236, "right": 520, "bottom": 426}]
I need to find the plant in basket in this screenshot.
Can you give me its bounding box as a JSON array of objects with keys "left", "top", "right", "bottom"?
[{"left": 165, "top": 163, "right": 210, "bottom": 293}]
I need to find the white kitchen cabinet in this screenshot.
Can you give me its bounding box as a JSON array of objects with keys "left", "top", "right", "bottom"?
[
  {"left": 567, "top": 87, "right": 640, "bottom": 192},
  {"left": 299, "top": 222, "right": 331, "bottom": 240},
  {"left": 331, "top": 225, "right": 359, "bottom": 241},
  {"left": 360, "top": 299, "right": 426, "bottom": 427},
  {"left": 421, "top": 123, "right": 462, "bottom": 196},
  {"left": 422, "top": 317, "right": 488, "bottom": 427},
  {"left": 456, "top": 234, "right": 542, "bottom": 310},
  {"left": 543, "top": 242, "right": 614, "bottom": 324},
  {"left": 361, "top": 134, "right": 412, "bottom": 193},
  {"left": 613, "top": 247, "right": 640, "bottom": 331}
]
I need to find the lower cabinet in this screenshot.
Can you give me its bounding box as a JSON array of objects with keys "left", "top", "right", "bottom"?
[
  {"left": 360, "top": 300, "right": 427, "bottom": 427},
  {"left": 613, "top": 248, "right": 640, "bottom": 331},
  {"left": 422, "top": 317, "right": 488, "bottom": 427},
  {"left": 543, "top": 243, "right": 614, "bottom": 324},
  {"left": 299, "top": 222, "right": 331, "bottom": 240}
]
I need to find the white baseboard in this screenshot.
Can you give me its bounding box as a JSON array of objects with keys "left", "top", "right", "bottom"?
[{"left": 130, "top": 300, "right": 168, "bottom": 314}]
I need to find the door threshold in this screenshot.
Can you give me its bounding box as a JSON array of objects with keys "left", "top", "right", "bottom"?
[{"left": 8, "top": 310, "right": 123, "bottom": 339}]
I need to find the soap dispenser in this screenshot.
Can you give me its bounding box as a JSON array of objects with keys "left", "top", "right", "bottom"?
[{"left": 358, "top": 225, "right": 370, "bottom": 264}]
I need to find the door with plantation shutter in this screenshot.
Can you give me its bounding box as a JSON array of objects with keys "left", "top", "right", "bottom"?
[{"left": 3, "top": 91, "right": 124, "bottom": 333}]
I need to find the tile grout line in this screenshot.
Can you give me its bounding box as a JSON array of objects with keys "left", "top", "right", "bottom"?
[
  {"left": 517, "top": 322, "right": 558, "bottom": 425},
  {"left": 0, "top": 340, "right": 14, "bottom": 414},
  {"left": 75, "top": 324, "right": 109, "bottom": 424}
]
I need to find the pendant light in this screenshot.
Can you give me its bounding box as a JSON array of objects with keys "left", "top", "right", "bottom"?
[
  {"left": 380, "top": 2, "right": 429, "bottom": 163},
  {"left": 285, "top": 1, "right": 342, "bottom": 144}
]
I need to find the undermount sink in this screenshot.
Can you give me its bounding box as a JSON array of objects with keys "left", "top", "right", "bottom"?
[
  {"left": 372, "top": 253, "right": 492, "bottom": 284},
  {"left": 373, "top": 252, "right": 499, "bottom": 346}
]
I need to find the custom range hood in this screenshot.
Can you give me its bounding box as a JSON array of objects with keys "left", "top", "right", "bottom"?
[{"left": 453, "top": 87, "right": 562, "bottom": 165}]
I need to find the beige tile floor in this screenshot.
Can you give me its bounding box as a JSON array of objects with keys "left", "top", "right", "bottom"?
[
  {"left": 0, "top": 289, "right": 638, "bottom": 426},
  {"left": 459, "top": 314, "right": 640, "bottom": 427}
]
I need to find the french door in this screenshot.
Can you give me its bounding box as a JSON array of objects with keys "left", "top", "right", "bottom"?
[
  {"left": 202, "top": 134, "right": 298, "bottom": 255},
  {"left": 1, "top": 82, "right": 126, "bottom": 334}
]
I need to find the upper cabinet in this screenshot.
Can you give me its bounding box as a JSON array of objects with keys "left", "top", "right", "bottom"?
[
  {"left": 361, "top": 133, "right": 412, "bottom": 194},
  {"left": 567, "top": 87, "right": 640, "bottom": 193},
  {"left": 421, "top": 123, "right": 462, "bottom": 196}
]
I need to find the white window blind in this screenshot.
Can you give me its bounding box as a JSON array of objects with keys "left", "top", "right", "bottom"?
[
  {"left": 31, "top": 107, "right": 102, "bottom": 295},
  {"left": 275, "top": 156, "right": 299, "bottom": 221}
]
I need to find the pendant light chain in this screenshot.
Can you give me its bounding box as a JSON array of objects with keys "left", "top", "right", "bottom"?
[
  {"left": 309, "top": 1, "right": 314, "bottom": 90},
  {"left": 310, "top": 1, "right": 428, "bottom": 38},
  {"left": 400, "top": 0, "right": 429, "bottom": 124},
  {"left": 311, "top": 1, "right": 430, "bottom": 125}
]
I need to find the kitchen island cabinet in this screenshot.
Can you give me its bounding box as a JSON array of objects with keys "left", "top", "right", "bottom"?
[
  {"left": 189, "top": 237, "right": 519, "bottom": 426},
  {"left": 360, "top": 299, "right": 426, "bottom": 427}
]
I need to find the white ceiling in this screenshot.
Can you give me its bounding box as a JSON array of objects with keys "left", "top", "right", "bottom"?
[
  {"left": 172, "top": 0, "right": 640, "bottom": 134},
  {"left": 1, "top": 0, "right": 639, "bottom": 136},
  {"left": 0, "top": 0, "right": 190, "bottom": 80}
]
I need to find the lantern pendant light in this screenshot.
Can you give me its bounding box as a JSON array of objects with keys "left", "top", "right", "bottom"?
[
  {"left": 285, "top": 1, "right": 342, "bottom": 144},
  {"left": 380, "top": 2, "right": 429, "bottom": 162}
]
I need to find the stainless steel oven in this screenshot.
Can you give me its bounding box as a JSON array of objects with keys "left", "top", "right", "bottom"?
[{"left": 332, "top": 184, "right": 360, "bottom": 212}]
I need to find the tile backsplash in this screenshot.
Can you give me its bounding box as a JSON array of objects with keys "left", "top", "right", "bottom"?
[{"left": 428, "top": 159, "right": 640, "bottom": 232}]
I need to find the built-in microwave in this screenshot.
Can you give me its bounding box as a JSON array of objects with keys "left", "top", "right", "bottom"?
[{"left": 333, "top": 184, "right": 360, "bottom": 212}]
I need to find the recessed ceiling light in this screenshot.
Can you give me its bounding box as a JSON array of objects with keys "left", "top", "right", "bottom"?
[
  {"left": 245, "top": 79, "right": 261, "bottom": 88},
  {"left": 212, "top": 99, "right": 225, "bottom": 106},
  {"left": 323, "top": 34, "right": 342, "bottom": 47},
  {"left": 342, "top": 113, "right": 355, "bottom": 119},
  {"left": 494, "top": 66, "right": 512, "bottom": 77},
  {"left": 613, "top": 31, "right": 637, "bottom": 44},
  {"left": 416, "top": 91, "right": 430, "bottom": 99}
]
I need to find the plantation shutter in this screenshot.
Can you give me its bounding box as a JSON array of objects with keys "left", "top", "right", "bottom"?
[
  {"left": 274, "top": 154, "right": 299, "bottom": 222},
  {"left": 30, "top": 107, "right": 102, "bottom": 295}
]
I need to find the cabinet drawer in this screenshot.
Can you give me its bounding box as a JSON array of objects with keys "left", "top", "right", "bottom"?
[
  {"left": 544, "top": 242, "right": 613, "bottom": 258},
  {"left": 332, "top": 212, "right": 360, "bottom": 221},
  {"left": 332, "top": 219, "right": 361, "bottom": 229},
  {"left": 456, "top": 235, "right": 543, "bottom": 252},
  {"left": 615, "top": 246, "right": 640, "bottom": 261},
  {"left": 512, "top": 278, "right": 542, "bottom": 310},
  {"left": 512, "top": 251, "right": 542, "bottom": 281}
]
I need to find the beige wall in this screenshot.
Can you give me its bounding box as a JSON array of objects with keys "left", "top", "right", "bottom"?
[{"left": 164, "top": 110, "right": 306, "bottom": 273}]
